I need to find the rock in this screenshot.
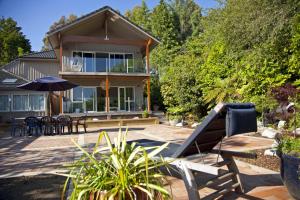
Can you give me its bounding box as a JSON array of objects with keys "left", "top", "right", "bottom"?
[
  {"left": 191, "top": 122, "right": 199, "bottom": 128},
  {"left": 292, "top": 128, "right": 300, "bottom": 136},
  {"left": 261, "top": 128, "right": 278, "bottom": 139},
  {"left": 271, "top": 141, "right": 279, "bottom": 148},
  {"left": 277, "top": 120, "right": 286, "bottom": 129},
  {"left": 133, "top": 117, "right": 139, "bottom": 119},
  {"left": 176, "top": 122, "right": 183, "bottom": 127},
  {"left": 264, "top": 149, "right": 277, "bottom": 156},
  {"left": 257, "top": 120, "right": 263, "bottom": 128}
]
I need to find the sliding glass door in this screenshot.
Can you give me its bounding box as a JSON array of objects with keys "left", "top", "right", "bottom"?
[{"left": 118, "top": 87, "right": 135, "bottom": 111}]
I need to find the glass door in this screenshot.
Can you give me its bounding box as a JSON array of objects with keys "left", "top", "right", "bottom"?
[
  {"left": 125, "top": 87, "right": 134, "bottom": 111},
  {"left": 117, "top": 87, "right": 134, "bottom": 111},
  {"left": 118, "top": 87, "right": 126, "bottom": 111},
  {"left": 83, "top": 88, "right": 96, "bottom": 112}
]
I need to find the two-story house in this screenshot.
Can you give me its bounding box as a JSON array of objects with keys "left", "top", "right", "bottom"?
[{"left": 0, "top": 6, "right": 159, "bottom": 122}]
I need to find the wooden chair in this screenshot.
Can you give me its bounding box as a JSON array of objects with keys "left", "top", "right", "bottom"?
[
  {"left": 73, "top": 116, "right": 87, "bottom": 134},
  {"left": 132, "top": 103, "right": 258, "bottom": 200}
]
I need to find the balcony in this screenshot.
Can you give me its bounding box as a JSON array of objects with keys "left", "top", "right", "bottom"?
[{"left": 62, "top": 55, "right": 147, "bottom": 75}]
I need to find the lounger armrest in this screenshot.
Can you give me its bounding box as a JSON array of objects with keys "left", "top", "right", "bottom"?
[{"left": 210, "top": 149, "right": 257, "bottom": 159}]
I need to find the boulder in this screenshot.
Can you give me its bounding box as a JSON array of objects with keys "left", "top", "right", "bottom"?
[
  {"left": 264, "top": 149, "right": 277, "bottom": 156},
  {"left": 176, "top": 122, "right": 183, "bottom": 127},
  {"left": 191, "top": 122, "right": 199, "bottom": 128},
  {"left": 277, "top": 120, "right": 286, "bottom": 129},
  {"left": 261, "top": 128, "right": 278, "bottom": 139}
]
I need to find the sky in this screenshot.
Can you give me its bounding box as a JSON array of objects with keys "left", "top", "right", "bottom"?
[{"left": 0, "top": 0, "right": 218, "bottom": 51}]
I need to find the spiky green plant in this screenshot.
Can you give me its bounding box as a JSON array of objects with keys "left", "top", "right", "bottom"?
[{"left": 61, "top": 130, "right": 171, "bottom": 200}]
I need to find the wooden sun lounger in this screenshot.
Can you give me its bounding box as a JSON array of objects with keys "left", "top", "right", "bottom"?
[{"left": 134, "top": 102, "right": 258, "bottom": 199}]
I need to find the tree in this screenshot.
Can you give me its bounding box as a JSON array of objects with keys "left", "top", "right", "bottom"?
[
  {"left": 125, "top": 0, "right": 151, "bottom": 31},
  {"left": 171, "top": 0, "right": 202, "bottom": 41},
  {"left": 151, "top": 0, "right": 179, "bottom": 48},
  {"left": 42, "top": 14, "right": 77, "bottom": 50},
  {"left": 0, "top": 17, "right": 31, "bottom": 66}
]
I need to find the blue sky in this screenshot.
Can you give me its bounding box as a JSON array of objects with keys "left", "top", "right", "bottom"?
[{"left": 0, "top": 0, "right": 218, "bottom": 51}]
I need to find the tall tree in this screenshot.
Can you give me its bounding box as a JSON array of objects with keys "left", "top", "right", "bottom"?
[
  {"left": 0, "top": 17, "right": 31, "bottom": 66},
  {"left": 42, "top": 14, "right": 77, "bottom": 51},
  {"left": 171, "top": 0, "right": 202, "bottom": 41},
  {"left": 125, "top": 0, "right": 151, "bottom": 31}
]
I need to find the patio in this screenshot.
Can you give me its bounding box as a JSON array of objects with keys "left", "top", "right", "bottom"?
[{"left": 0, "top": 124, "right": 292, "bottom": 199}]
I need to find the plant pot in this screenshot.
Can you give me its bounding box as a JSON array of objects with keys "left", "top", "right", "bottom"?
[
  {"left": 89, "top": 189, "right": 152, "bottom": 200},
  {"left": 280, "top": 153, "right": 300, "bottom": 200}
]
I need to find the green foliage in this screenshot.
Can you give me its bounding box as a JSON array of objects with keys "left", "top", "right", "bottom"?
[
  {"left": 42, "top": 14, "right": 78, "bottom": 50},
  {"left": 125, "top": 0, "right": 151, "bottom": 31},
  {"left": 121, "top": 0, "right": 300, "bottom": 119},
  {"left": 277, "top": 136, "right": 300, "bottom": 158},
  {"left": 142, "top": 109, "right": 149, "bottom": 118},
  {"left": 0, "top": 17, "right": 31, "bottom": 66},
  {"left": 63, "top": 130, "right": 171, "bottom": 200}
]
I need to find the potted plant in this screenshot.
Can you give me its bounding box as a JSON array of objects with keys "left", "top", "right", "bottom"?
[
  {"left": 276, "top": 135, "right": 300, "bottom": 200},
  {"left": 142, "top": 110, "right": 149, "bottom": 118},
  {"left": 62, "top": 130, "right": 171, "bottom": 200},
  {"left": 167, "top": 107, "right": 184, "bottom": 126}
]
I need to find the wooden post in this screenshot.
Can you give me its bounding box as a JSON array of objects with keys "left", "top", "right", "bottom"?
[
  {"left": 147, "top": 77, "right": 151, "bottom": 112},
  {"left": 106, "top": 76, "right": 109, "bottom": 112},
  {"left": 146, "top": 39, "right": 152, "bottom": 73},
  {"left": 146, "top": 39, "right": 152, "bottom": 112},
  {"left": 59, "top": 33, "right": 63, "bottom": 114}
]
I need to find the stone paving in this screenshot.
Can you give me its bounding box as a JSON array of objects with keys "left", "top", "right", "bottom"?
[{"left": 0, "top": 125, "right": 292, "bottom": 199}]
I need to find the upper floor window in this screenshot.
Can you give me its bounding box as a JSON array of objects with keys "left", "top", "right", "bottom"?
[{"left": 72, "top": 51, "right": 134, "bottom": 73}]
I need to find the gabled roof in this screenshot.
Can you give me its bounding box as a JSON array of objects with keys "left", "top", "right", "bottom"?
[
  {"left": 20, "top": 50, "right": 56, "bottom": 59},
  {"left": 47, "top": 6, "right": 160, "bottom": 44}
]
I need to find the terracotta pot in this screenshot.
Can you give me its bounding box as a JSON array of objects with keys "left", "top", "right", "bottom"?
[{"left": 89, "top": 189, "right": 160, "bottom": 200}]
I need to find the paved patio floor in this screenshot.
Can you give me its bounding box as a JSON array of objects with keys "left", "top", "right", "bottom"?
[{"left": 0, "top": 125, "right": 292, "bottom": 199}]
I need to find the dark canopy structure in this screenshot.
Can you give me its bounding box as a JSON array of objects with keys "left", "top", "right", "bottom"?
[{"left": 17, "top": 76, "right": 78, "bottom": 91}]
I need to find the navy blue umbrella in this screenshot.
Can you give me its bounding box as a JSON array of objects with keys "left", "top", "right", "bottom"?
[
  {"left": 17, "top": 76, "right": 78, "bottom": 91},
  {"left": 17, "top": 76, "right": 78, "bottom": 116}
]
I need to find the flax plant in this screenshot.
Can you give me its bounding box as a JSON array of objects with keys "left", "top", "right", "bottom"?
[{"left": 61, "top": 130, "right": 171, "bottom": 200}]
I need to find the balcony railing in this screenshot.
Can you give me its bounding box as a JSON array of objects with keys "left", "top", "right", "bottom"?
[{"left": 62, "top": 56, "right": 147, "bottom": 74}]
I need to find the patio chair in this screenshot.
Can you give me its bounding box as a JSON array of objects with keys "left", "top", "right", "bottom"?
[
  {"left": 133, "top": 103, "right": 258, "bottom": 200},
  {"left": 41, "top": 116, "right": 56, "bottom": 135},
  {"left": 57, "top": 115, "right": 73, "bottom": 135},
  {"left": 10, "top": 118, "right": 26, "bottom": 136},
  {"left": 73, "top": 116, "right": 87, "bottom": 134},
  {"left": 24, "top": 116, "right": 41, "bottom": 136}
]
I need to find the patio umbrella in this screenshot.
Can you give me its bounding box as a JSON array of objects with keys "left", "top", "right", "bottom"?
[{"left": 17, "top": 76, "right": 78, "bottom": 115}]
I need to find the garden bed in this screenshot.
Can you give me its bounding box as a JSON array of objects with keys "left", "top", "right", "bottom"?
[{"left": 235, "top": 149, "right": 280, "bottom": 172}]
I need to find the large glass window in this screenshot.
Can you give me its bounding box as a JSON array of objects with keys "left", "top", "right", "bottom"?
[
  {"left": 73, "top": 87, "right": 83, "bottom": 101},
  {"left": 13, "top": 95, "right": 28, "bottom": 111},
  {"left": 96, "top": 53, "right": 108, "bottom": 72},
  {"left": 109, "top": 87, "right": 118, "bottom": 111},
  {"left": 29, "top": 94, "right": 44, "bottom": 111},
  {"left": 72, "top": 87, "right": 97, "bottom": 113},
  {"left": 97, "top": 87, "right": 106, "bottom": 112},
  {"left": 83, "top": 52, "right": 95, "bottom": 72},
  {"left": 0, "top": 95, "right": 9, "bottom": 111}
]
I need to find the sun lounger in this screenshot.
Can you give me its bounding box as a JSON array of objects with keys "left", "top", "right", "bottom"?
[{"left": 133, "top": 102, "right": 258, "bottom": 199}]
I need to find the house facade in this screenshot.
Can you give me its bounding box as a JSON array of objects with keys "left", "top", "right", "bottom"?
[{"left": 0, "top": 6, "right": 159, "bottom": 122}]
